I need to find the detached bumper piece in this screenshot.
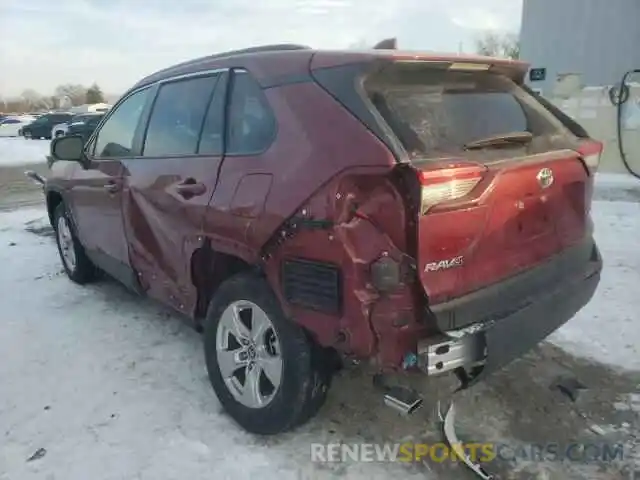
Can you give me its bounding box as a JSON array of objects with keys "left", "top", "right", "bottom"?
[
  {"left": 418, "top": 245, "right": 602, "bottom": 389},
  {"left": 439, "top": 401, "right": 495, "bottom": 480}
]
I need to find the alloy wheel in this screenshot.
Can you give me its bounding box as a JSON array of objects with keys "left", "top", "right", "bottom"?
[
  {"left": 216, "top": 300, "right": 283, "bottom": 409},
  {"left": 56, "top": 215, "right": 76, "bottom": 271}
]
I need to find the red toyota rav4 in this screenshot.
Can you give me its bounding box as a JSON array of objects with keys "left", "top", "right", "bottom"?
[{"left": 42, "top": 44, "right": 603, "bottom": 435}]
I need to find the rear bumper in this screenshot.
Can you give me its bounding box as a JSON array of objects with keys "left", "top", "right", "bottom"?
[{"left": 417, "top": 239, "right": 602, "bottom": 387}]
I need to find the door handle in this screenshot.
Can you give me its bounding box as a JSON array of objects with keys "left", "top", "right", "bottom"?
[
  {"left": 103, "top": 181, "right": 120, "bottom": 193},
  {"left": 175, "top": 179, "right": 206, "bottom": 197}
]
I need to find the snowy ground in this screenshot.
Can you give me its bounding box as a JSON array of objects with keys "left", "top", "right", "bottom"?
[
  {"left": 548, "top": 173, "right": 640, "bottom": 372},
  {"left": 0, "top": 137, "right": 49, "bottom": 167},
  {"left": 0, "top": 143, "right": 639, "bottom": 479}
]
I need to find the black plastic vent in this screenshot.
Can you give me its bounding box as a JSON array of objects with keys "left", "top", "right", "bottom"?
[{"left": 281, "top": 258, "right": 342, "bottom": 315}]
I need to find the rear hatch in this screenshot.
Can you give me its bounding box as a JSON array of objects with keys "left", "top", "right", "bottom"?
[{"left": 358, "top": 60, "right": 603, "bottom": 305}]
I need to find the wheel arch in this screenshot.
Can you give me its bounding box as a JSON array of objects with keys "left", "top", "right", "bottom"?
[
  {"left": 191, "top": 237, "right": 342, "bottom": 371},
  {"left": 46, "top": 188, "right": 65, "bottom": 227},
  {"left": 190, "top": 238, "right": 261, "bottom": 326}
]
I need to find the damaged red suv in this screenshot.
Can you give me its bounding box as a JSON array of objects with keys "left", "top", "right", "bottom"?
[{"left": 42, "top": 44, "right": 603, "bottom": 435}]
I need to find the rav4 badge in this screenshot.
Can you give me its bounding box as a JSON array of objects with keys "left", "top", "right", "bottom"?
[{"left": 424, "top": 256, "right": 464, "bottom": 273}]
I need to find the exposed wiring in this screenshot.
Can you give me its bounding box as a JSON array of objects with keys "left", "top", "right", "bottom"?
[{"left": 613, "top": 69, "right": 640, "bottom": 179}]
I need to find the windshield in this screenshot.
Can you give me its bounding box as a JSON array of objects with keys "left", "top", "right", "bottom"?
[{"left": 363, "top": 63, "right": 572, "bottom": 160}]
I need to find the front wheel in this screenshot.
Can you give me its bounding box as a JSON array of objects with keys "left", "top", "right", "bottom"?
[
  {"left": 204, "top": 273, "right": 332, "bottom": 435},
  {"left": 53, "top": 203, "right": 98, "bottom": 284}
]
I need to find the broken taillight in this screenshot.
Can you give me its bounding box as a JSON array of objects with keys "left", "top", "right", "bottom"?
[
  {"left": 576, "top": 140, "right": 604, "bottom": 172},
  {"left": 417, "top": 162, "right": 486, "bottom": 214}
]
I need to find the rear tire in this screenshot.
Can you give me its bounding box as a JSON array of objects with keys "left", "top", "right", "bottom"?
[
  {"left": 53, "top": 203, "right": 98, "bottom": 284},
  {"left": 203, "top": 273, "right": 331, "bottom": 435}
]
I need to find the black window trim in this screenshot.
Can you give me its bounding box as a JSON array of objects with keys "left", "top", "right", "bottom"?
[
  {"left": 224, "top": 67, "right": 278, "bottom": 158},
  {"left": 85, "top": 84, "right": 155, "bottom": 160},
  {"left": 138, "top": 69, "right": 227, "bottom": 159},
  {"left": 85, "top": 66, "right": 278, "bottom": 161}
]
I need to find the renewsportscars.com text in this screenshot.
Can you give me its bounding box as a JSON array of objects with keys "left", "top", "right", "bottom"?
[{"left": 310, "top": 442, "right": 625, "bottom": 464}]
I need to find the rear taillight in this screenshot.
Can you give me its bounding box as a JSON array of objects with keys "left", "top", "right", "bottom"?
[
  {"left": 417, "top": 162, "right": 486, "bottom": 214},
  {"left": 576, "top": 140, "right": 604, "bottom": 172}
]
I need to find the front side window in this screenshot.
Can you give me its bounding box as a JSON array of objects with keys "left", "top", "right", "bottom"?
[
  {"left": 94, "top": 88, "right": 151, "bottom": 158},
  {"left": 142, "top": 75, "right": 218, "bottom": 157},
  {"left": 226, "top": 70, "right": 276, "bottom": 155}
]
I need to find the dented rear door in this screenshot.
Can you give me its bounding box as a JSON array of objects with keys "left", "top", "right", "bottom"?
[{"left": 121, "top": 71, "right": 228, "bottom": 314}]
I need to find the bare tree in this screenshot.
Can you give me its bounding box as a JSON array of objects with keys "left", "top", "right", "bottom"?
[
  {"left": 54, "top": 84, "right": 88, "bottom": 106},
  {"left": 21, "top": 89, "right": 45, "bottom": 110},
  {"left": 86, "top": 83, "right": 105, "bottom": 103},
  {"left": 475, "top": 32, "right": 520, "bottom": 59}
]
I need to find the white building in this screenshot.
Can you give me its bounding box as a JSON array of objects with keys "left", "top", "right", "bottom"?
[
  {"left": 520, "top": 0, "right": 640, "bottom": 95},
  {"left": 68, "top": 103, "right": 112, "bottom": 114}
]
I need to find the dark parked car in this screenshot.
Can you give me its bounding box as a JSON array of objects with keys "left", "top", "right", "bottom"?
[
  {"left": 22, "top": 112, "right": 74, "bottom": 139},
  {"left": 65, "top": 113, "right": 104, "bottom": 142},
  {"left": 41, "top": 44, "right": 603, "bottom": 435}
]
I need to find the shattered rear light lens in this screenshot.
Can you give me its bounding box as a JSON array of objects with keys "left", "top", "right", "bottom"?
[{"left": 417, "top": 162, "right": 486, "bottom": 214}]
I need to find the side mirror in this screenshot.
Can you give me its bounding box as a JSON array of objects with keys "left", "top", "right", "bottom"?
[{"left": 50, "top": 135, "right": 87, "bottom": 167}]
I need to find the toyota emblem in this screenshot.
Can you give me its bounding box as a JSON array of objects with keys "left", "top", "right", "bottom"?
[{"left": 536, "top": 168, "right": 554, "bottom": 189}]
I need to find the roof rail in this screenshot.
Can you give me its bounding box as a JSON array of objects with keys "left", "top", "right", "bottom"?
[
  {"left": 141, "top": 44, "right": 311, "bottom": 85},
  {"left": 218, "top": 44, "right": 311, "bottom": 57}
]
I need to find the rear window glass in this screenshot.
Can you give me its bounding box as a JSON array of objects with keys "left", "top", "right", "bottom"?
[{"left": 363, "top": 63, "right": 571, "bottom": 159}]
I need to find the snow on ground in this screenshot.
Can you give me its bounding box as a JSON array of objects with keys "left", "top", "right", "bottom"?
[
  {"left": 0, "top": 208, "right": 428, "bottom": 480},
  {"left": 549, "top": 196, "right": 640, "bottom": 371},
  {"left": 0, "top": 172, "right": 638, "bottom": 480},
  {"left": 0, "top": 138, "right": 50, "bottom": 167}
]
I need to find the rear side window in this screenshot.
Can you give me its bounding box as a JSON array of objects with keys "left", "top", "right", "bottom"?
[
  {"left": 87, "top": 115, "right": 103, "bottom": 126},
  {"left": 363, "top": 63, "right": 571, "bottom": 159},
  {"left": 2, "top": 119, "right": 20, "bottom": 124},
  {"left": 143, "top": 75, "right": 218, "bottom": 156},
  {"left": 226, "top": 70, "right": 276, "bottom": 155}
]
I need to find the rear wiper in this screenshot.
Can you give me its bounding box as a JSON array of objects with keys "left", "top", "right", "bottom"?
[{"left": 463, "top": 131, "right": 533, "bottom": 150}]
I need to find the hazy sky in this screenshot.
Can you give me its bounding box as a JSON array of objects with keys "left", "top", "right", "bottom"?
[{"left": 0, "top": 0, "right": 522, "bottom": 97}]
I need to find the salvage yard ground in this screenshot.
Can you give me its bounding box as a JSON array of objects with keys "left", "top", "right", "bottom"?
[{"left": 0, "top": 137, "right": 639, "bottom": 479}]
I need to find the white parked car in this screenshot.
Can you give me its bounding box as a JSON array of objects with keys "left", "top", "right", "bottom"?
[
  {"left": 51, "top": 122, "right": 69, "bottom": 138},
  {"left": 0, "top": 116, "right": 36, "bottom": 137},
  {"left": 51, "top": 113, "right": 102, "bottom": 138}
]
